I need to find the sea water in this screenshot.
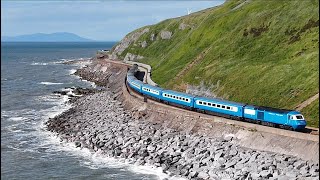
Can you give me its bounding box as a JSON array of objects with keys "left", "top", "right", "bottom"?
[{"left": 1, "top": 42, "right": 167, "bottom": 180}]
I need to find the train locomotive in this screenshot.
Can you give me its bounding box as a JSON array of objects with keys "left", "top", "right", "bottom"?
[{"left": 126, "top": 64, "right": 307, "bottom": 131}]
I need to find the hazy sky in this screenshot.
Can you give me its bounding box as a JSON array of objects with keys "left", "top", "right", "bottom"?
[{"left": 1, "top": 0, "right": 225, "bottom": 41}]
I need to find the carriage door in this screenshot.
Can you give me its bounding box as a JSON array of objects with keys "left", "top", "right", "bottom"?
[{"left": 257, "top": 111, "right": 264, "bottom": 120}]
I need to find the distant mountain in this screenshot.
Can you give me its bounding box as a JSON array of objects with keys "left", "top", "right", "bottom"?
[{"left": 1, "top": 32, "right": 95, "bottom": 42}]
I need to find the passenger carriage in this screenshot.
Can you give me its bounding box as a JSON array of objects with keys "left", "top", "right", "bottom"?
[
  {"left": 128, "top": 79, "right": 143, "bottom": 93},
  {"left": 193, "top": 96, "right": 245, "bottom": 119},
  {"left": 141, "top": 83, "right": 163, "bottom": 101},
  {"left": 161, "top": 90, "right": 194, "bottom": 109}
]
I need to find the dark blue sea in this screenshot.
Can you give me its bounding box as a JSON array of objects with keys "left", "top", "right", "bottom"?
[{"left": 1, "top": 42, "right": 166, "bottom": 180}]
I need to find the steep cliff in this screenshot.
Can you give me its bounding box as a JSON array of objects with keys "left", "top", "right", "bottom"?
[{"left": 110, "top": 0, "right": 319, "bottom": 127}]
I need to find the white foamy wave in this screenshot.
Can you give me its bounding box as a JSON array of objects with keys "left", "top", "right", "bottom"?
[
  {"left": 38, "top": 130, "right": 182, "bottom": 180},
  {"left": 69, "top": 69, "right": 77, "bottom": 75},
  {"left": 53, "top": 58, "right": 92, "bottom": 65},
  {"left": 81, "top": 79, "right": 97, "bottom": 88},
  {"left": 8, "top": 116, "right": 27, "bottom": 121},
  {"left": 40, "top": 82, "right": 64, "bottom": 85},
  {"left": 31, "top": 62, "right": 49, "bottom": 66}
]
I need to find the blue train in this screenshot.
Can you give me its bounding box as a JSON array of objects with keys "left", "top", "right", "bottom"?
[{"left": 126, "top": 65, "right": 307, "bottom": 131}]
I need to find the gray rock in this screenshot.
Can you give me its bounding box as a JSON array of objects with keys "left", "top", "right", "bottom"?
[
  {"left": 75, "top": 141, "right": 81, "bottom": 148},
  {"left": 141, "top": 41, "right": 147, "bottom": 48},
  {"left": 189, "top": 170, "right": 198, "bottom": 178},
  {"left": 198, "top": 171, "right": 209, "bottom": 179},
  {"left": 150, "top": 34, "right": 155, "bottom": 41},
  {"left": 293, "top": 161, "right": 306, "bottom": 170},
  {"left": 224, "top": 160, "right": 237, "bottom": 169},
  {"left": 250, "top": 172, "right": 261, "bottom": 179},
  {"left": 160, "top": 31, "right": 172, "bottom": 40},
  {"left": 259, "top": 170, "right": 272, "bottom": 178},
  {"left": 276, "top": 175, "right": 291, "bottom": 180},
  {"left": 179, "top": 23, "right": 188, "bottom": 30},
  {"left": 214, "top": 151, "right": 223, "bottom": 160},
  {"left": 124, "top": 53, "right": 144, "bottom": 62},
  {"left": 286, "top": 170, "right": 298, "bottom": 178}
]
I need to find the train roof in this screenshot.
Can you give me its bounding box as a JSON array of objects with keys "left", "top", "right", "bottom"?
[
  {"left": 194, "top": 96, "right": 246, "bottom": 107},
  {"left": 132, "top": 79, "right": 144, "bottom": 85},
  {"left": 141, "top": 83, "right": 164, "bottom": 91},
  {"left": 247, "top": 105, "right": 293, "bottom": 114},
  {"left": 162, "top": 89, "right": 195, "bottom": 98}
]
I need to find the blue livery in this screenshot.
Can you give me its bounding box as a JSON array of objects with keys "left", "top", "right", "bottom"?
[
  {"left": 194, "top": 96, "right": 245, "bottom": 118},
  {"left": 126, "top": 65, "right": 307, "bottom": 131},
  {"left": 141, "top": 83, "right": 163, "bottom": 100},
  {"left": 161, "top": 90, "right": 194, "bottom": 108},
  {"left": 243, "top": 105, "right": 307, "bottom": 130},
  {"left": 128, "top": 79, "right": 143, "bottom": 93}
]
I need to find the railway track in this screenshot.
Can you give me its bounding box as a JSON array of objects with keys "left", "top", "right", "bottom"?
[{"left": 104, "top": 59, "right": 319, "bottom": 141}]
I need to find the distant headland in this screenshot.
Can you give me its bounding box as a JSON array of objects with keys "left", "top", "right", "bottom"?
[{"left": 1, "top": 32, "right": 95, "bottom": 42}]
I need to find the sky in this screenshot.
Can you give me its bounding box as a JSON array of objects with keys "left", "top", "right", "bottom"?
[{"left": 1, "top": 0, "right": 225, "bottom": 41}]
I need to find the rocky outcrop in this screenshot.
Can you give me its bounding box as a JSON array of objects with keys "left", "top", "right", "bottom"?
[
  {"left": 110, "top": 28, "right": 150, "bottom": 60},
  {"left": 150, "top": 34, "right": 156, "bottom": 41},
  {"left": 160, "top": 31, "right": 172, "bottom": 40},
  {"left": 186, "top": 81, "right": 219, "bottom": 98},
  {"left": 141, "top": 41, "right": 147, "bottom": 48},
  {"left": 179, "top": 23, "right": 190, "bottom": 30},
  {"left": 124, "top": 53, "right": 144, "bottom": 62}
]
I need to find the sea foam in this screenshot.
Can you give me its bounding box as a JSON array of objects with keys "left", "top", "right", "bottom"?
[{"left": 40, "top": 82, "right": 64, "bottom": 85}]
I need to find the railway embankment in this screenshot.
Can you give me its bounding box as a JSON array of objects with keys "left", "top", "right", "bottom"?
[{"left": 46, "top": 58, "right": 319, "bottom": 179}]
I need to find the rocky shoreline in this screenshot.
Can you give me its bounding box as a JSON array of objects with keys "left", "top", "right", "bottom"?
[{"left": 46, "top": 59, "right": 319, "bottom": 180}]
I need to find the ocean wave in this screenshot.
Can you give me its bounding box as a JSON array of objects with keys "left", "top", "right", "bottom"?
[
  {"left": 8, "top": 116, "right": 27, "bottom": 121},
  {"left": 37, "top": 132, "right": 185, "bottom": 180},
  {"left": 81, "top": 79, "right": 97, "bottom": 88},
  {"left": 69, "top": 69, "right": 77, "bottom": 75},
  {"left": 31, "top": 62, "right": 49, "bottom": 66},
  {"left": 39, "top": 82, "right": 64, "bottom": 85}
]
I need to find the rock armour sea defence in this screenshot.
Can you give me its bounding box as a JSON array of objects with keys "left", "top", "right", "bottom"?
[
  {"left": 46, "top": 59, "right": 319, "bottom": 179},
  {"left": 46, "top": 90, "right": 319, "bottom": 180}
]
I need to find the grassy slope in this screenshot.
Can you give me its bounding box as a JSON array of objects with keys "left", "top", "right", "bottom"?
[{"left": 118, "top": 0, "right": 319, "bottom": 127}]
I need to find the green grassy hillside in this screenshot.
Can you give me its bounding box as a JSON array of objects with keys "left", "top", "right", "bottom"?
[{"left": 114, "top": 0, "right": 319, "bottom": 127}]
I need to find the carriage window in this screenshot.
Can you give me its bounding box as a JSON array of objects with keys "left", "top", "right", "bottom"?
[
  {"left": 222, "top": 105, "right": 225, "bottom": 109},
  {"left": 199, "top": 101, "right": 202, "bottom": 104},
  {"left": 217, "top": 105, "right": 220, "bottom": 108},
  {"left": 227, "top": 106, "right": 231, "bottom": 110},
  {"left": 208, "top": 103, "right": 211, "bottom": 106},
  {"left": 203, "top": 102, "right": 207, "bottom": 105},
  {"left": 212, "top": 104, "right": 216, "bottom": 107}
]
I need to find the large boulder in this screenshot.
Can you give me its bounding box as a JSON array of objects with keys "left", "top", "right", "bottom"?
[{"left": 160, "top": 31, "right": 172, "bottom": 40}]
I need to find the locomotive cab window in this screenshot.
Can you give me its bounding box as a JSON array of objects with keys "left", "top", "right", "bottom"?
[{"left": 296, "top": 115, "right": 303, "bottom": 119}]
